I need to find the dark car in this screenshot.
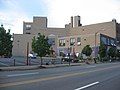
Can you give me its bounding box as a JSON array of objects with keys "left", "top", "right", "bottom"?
[{"left": 62, "top": 56, "right": 79, "bottom": 63}]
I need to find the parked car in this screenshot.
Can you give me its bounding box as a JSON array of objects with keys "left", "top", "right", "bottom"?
[
  {"left": 28, "top": 53, "right": 37, "bottom": 59},
  {"left": 62, "top": 55, "right": 79, "bottom": 63}
]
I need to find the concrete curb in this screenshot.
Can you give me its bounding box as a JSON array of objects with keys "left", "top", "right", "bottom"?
[
  {"left": 0, "top": 65, "right": 40, "bottom": 71},
  {"left": 0, "top": 63, "right": 85, "bottom": 71}
]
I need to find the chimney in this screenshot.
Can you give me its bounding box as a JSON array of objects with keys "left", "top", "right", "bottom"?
[
  {"left": 71, "top": 16, "right": 73, "bottom": 27},
  {"left": 74, "top": 15, "right": 81, "bottom": 27}
]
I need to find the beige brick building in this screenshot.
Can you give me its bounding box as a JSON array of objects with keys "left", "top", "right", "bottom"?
[{"left": 12, "top": 16, "right": 120, "bottom": 57}]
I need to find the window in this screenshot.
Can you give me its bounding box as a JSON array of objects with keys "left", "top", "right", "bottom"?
[
  {"left": 26, "top": 25, "right": 31, "bottom": 30},
  {"left": 26, "top": 32, "right": 31, "bottom": 34},
  {"left": 111, "top": 39, "right": 115, "bottom": 46},
  {"left": 77, "top": 37, "right": 81, "bottom": 45},
  {"left": 59, "top": 50, "right": 65, "bottom": 57},
  {"left": 48, "top": 38, "right": 55, "bottom": 45},
  {"left": 59, "top": 39, "right": 65, "bottom": 46},
  {"left": 101, "top": 36, "right": 107, "bottom": 44},
  {"left": 70, "top": 38, "right": 75, "bottom": 46}
]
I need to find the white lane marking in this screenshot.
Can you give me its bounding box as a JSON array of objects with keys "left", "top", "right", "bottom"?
[
  {"left": 7, "top": 72, "right": 39, "bottom": 77},
  {"left": 0, "top": 62, "right": 9, "bottom": 66},
  {"left": 75, "top": 81, "right": 99, "bottom": 90}
]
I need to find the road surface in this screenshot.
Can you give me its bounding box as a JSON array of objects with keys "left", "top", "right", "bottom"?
[{"left": 0, "top": 62, "right": 120, "bottom": 90}]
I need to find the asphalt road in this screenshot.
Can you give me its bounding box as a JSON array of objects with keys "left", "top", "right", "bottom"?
[{"left": 0, "top": 62, "right": 120, "bottom": 90}]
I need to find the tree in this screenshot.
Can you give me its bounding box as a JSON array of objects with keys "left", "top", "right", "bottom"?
[
  {"left": 82, "top": 45, "right": 92, "bottom": 58},
  {"left": 116, "top": 50, "right": 120, "bottom": 60},
  {"left": 108, "top": 47, "right": 116, "bottom": 60},
  {"left": 98, "top": 42, "right": 107, "bottom": 61},
  {"left": 32, "top": 33, "right": 51, "bottom": 66},
  {"left": 49, "top": 47, "right": 55, "bottom": 57},
  {"left": 0, "top": 25, "right": 13, "bottom": 57}
]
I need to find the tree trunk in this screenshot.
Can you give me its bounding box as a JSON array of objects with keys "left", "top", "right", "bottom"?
[{"left": 40, "top": 57, "right": 43, "bottom": 66}]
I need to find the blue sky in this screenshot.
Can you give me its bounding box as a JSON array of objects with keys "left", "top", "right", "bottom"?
[
  {"left": 0, "top": 0, "right": 120, "bottom": 34},
  {"left": 16, "top": 0, "right": 48, "bottom": 17}
]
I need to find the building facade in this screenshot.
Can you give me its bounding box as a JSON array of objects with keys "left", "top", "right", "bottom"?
[{"left": 12, "top": 16, "right": 120, "bottom": 57}]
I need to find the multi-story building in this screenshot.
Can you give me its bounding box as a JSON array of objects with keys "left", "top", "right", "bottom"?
[{"left": 12, "top": 15, "right": 120, "bottom": 57}]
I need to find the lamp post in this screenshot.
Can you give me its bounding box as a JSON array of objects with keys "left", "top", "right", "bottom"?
[
  {"left": 73, "top": 44, "right": 75, "bottom": 62},
  {"left": 94, "top": 29, "right": 105, "bottom": 60}
]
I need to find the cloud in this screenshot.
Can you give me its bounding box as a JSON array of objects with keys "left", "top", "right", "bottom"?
[
  {"left": 0, "top": 0, "right": 120, "bottom": 34},
  {"left": 43, "top": 0, "right": 120, "bottom": 27},
  {"left": 0, "top": 0, "right": 30, "bottom": 34}
]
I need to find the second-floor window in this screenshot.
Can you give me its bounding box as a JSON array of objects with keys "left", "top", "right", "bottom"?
[
  {"left": 48, "top": 38, "right": 55, "bottom": 45},
  {"left": 26, "top": 25, "right": 31, "bottom": 30},
  {"left": 70, "top": 38, "right": 75, "bottom": 46},
  {"left": 59, "top": 39, "right": 65, "bottom": 46}
]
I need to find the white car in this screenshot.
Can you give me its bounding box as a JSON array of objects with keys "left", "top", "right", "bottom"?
[{"left": 28, "top": 53, "right": 37, "bottom": 59}]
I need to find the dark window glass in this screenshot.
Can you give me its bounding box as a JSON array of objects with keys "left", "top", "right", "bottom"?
[
  {"left": 26, "top": 25, "right": 31, "bottom": 30},
  {"left": 59, "top": 39, "right": 65, "bottom": 46},
  {"left": 70, "top": 38, "right": 75, "bottom": 46}
]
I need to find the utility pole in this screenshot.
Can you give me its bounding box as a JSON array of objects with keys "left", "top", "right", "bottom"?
[
  {"left": 26, "top": 42, "right": 29, "bottom": 65},
  {"left": 94, "top": 32, "right": 97, "bottom": 59}
]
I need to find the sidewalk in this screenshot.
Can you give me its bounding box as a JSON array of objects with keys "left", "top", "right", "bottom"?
[{"left": 0, "top": 63, "right": 86, "bottom": 71}]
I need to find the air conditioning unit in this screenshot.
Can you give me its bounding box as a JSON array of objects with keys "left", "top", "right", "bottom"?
[{"left": 77, "top": 42, "right": 81, "bottom": 45}]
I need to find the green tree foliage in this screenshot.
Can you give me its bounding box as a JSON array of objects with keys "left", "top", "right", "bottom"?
[
  {"left": 108, "top": 47, "right": 116, "bottom": 59},
  {"left": 98, "top": 42, "right": 107, "bottom": 60},
  {"left": 0, "top": 25, "right": 13, "bottom": 57},
  {"left": 116, "top": 50, "right": 120, "bottom": 59},
  {"left": 32, "top": 33, "right": 51, "bottom": 66},
  {"left": 82, "top": 45, "right": 92, "bottom": 57}
]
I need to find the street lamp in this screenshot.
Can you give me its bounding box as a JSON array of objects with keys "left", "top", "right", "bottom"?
[
  {"left": 94, "top": 29, "right": 105, "bottom": 60},
  {"left": 73, "top": 43, "right": 75, "bottom": 62}
]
